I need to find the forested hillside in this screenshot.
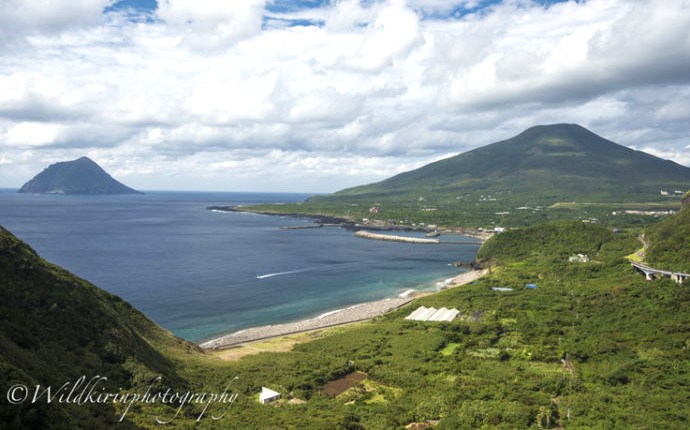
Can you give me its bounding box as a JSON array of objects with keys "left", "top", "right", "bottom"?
[
  {"left": 645, "top": 193, "right": 690, "bottom": 272},
  {"left": 0, "top": 226, "right": 195, "bottom": 429},
  {"left": 2, "top": 218, "right": 688, "bottom": 428}
]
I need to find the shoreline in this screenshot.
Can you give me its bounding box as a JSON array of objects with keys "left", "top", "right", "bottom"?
[
  {"left": 206, "top": 205, "right": 492, "bottom": 241},
  {"left": 199, "top": 269, "right": 487, "bottom": 351},
  {"left": 201, "top": 205, "right": 489, "bottom": 353}
]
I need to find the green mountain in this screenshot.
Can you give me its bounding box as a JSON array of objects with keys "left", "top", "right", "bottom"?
[
  {"left": 259, "top": 124, "right": 689, "bottom": 227},
  {"left": 0, "top": 226, "right": 195, "bottom": 429},
  {"left": 327, "top": 124, "right": 690, "bottom": 202},
  {"left": 18, "top": 157, "right": 142, "bottom": 195}
]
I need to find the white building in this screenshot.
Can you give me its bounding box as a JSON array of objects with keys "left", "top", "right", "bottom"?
[
  {"left": 569, "top": 254, "right": 590, "bottom": 263},
  {"left": 259, "top": 387, "right": 280, "bottom": 404}
]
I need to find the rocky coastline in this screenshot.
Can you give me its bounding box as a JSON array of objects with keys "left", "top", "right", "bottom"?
[{"left": 206, "top": 205, "right": 491, "bottom": 240}]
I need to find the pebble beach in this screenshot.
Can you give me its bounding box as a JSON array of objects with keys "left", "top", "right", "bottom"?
[{"left": 199, "top": 269, "right": 487, "bottom": 350}]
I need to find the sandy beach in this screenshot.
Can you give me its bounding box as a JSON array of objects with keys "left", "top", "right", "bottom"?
[{"left": 199, "top": 268, "right": 487, "bottom": 351}]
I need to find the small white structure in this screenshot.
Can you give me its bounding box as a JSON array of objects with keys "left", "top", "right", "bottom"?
[
  {"left": 568, "top": 253, "right": 590, "bottom": 263},
  {"left": 405, "top": 306, "right": 460, "bottom": 322},
  {"left": 259, "top": 387, "right": 280, "bottom": 404}
]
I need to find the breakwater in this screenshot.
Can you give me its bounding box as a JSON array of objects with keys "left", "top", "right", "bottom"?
[
  {"left": 355, "top": 230, "right": 440, "bottom": 244},
  {"left": 280, "top": 225, "right": 324, "bottom": 230}
]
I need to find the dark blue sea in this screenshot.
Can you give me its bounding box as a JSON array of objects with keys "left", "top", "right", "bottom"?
[{"left": 0, "top": 190, "right": 480, "bottom": 342}]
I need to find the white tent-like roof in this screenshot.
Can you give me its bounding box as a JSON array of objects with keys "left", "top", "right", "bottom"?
[
  {"left": 404, "top": 306, "right": 428, "bottom": 320},
  {"left": 428, "top": 307, "right": 450, "bottom": 321},
  {"left": 416, "top": 307, "right": 439, "bottom": 320},
  {"left": 259, "top": 387, "right": 280, "bottom": 404},
  {"left": 405, "top": 306, "right": 460, "bottom": 322}
]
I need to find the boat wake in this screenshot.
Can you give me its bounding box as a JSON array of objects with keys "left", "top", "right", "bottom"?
[
  {"left": 256, "top": 261, "right": 362, "bottom": 280},
  {"left": 256, "top": 268, "right": 310, "bottom": 279}
]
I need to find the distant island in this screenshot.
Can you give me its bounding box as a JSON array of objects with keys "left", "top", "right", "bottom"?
[{"left": 18, "top": 156, "right": 142, "bottom": 195}]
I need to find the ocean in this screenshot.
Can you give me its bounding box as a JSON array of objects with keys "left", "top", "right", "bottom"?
[{"left": 0, "top": 190, "right": 480, "bottom": 342}]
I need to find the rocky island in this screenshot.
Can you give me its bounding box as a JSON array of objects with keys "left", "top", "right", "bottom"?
[{"left": 18, "top": 156, "right": 142, "bottom": 195}]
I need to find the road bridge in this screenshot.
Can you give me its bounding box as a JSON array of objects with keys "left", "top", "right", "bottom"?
[{"left": 631, "top": 262, "right": 689, "bottom": 285}]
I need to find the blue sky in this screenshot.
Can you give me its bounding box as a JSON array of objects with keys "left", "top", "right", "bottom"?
[
  {"left": 109, "top": 0, "right": 576, "bottom": 21},
  {"left": 0, "top": 0, "right": 688, "bottom": 192},
  {"left": 109, "top": 0, "right": 573, "bottom": 13}
]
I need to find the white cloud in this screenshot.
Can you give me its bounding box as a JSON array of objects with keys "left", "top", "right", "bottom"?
[
  {"left": 0, "top": 72, "right": 106, "bottom": 121},
  {"left": 324, "top": 0, "right": 376, "bottom": 31},
  {"left": 183, "top": 72, "right": 279, "bottom": 123},
  {"left": 4, "top": 122, "right": 62, "bottom": 146},
  {"left": 655, "top": 98, "right": 690, "bottom": 122},
  {"left": 0, "top": 0, "right": 113, "bottom": 47},
  {"left": 336, "top": 0, "right": 422, "bottom": 72},
  {"left": 287, "top": 87, "right": 363, "bottom": 124},
  {"left": 156, "top": 0, "right": 266, "bottom": 49},
  {"left": 0, "top": 0, "right": 688, "bottom": 191},
  {"left": 441, "top": 0, "right": 690, "bottom": 108}
]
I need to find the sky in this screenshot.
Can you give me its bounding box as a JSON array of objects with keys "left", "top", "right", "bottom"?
[{"left": 0, "top": 0, "right": 689, "bottom": 193}]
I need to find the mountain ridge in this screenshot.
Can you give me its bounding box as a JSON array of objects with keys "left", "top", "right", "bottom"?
[
  {"left": 258, "top": 123, "right": 690, "bottom": 227},
  {"left": 328, "top": 123, "right": 690, "bottom": 201},
  {"left": 18, "top": 156, "right": 142, "bottom": 195}
]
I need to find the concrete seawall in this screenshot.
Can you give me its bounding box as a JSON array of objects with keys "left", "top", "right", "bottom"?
[{"left": 355, "top": 230, "right": 440, "bottom": 244}]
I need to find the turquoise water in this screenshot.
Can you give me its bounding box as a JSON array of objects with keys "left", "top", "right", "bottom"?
[{"left": 0, "top": 190, "right": 480, "bottom": 342}]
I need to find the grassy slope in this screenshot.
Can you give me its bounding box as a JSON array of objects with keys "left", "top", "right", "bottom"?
[{"left": 644, "top": 195, "right": 690, "bottom": 272}]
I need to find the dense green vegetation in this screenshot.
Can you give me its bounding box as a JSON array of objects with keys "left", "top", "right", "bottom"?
[
  {"left": 18, "top": 156, "right": 142, "bottom": 194},
  {"left": 645, "top": 193, "right": 690, "bottom": 272},
  {"left": 167, "top": 219, "right": 685, "bottom": 429},
  {"left": 2, "top": 209, "right": 689, "bottom": 428},
  {"left": 476, "top": 220, "right": 614, "bottom": 265},
  {"left": 245, "top": 124, "right": 689, "bottom": 228}
]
